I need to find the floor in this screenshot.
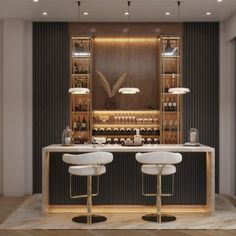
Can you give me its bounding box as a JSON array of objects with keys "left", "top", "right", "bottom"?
[{"left": 0, "top": 196, "right": 235, "bottom": 236}]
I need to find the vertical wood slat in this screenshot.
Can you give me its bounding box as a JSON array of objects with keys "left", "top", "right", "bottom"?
[
  {"left": 183, "top": 23, "right": 219, "bottom": 192},
  {"left": 33, "top": 23, "right": 69, "bottom": 193},
  {"left": 49, "top": 152, "right": 206, "bottom": 205}
]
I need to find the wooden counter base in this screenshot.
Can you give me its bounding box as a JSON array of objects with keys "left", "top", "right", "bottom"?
[{"left": 42, "top": 144, "right": 215, "bottom": 216}]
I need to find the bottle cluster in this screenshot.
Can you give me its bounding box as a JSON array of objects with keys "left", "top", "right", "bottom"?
[
  {"left": 105, "top": 137, "right": 160, "bottom": 145},
  {"left": 163, "top": 96, "right": 177, "bottom": 112},
  {"left": 92, "top": 127, "right": 160, "bottom": 136},
  {"left": 73, "top": 116, "right": 88, "bottom": 132}
]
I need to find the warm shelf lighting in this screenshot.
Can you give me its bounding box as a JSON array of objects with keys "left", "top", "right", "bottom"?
[
  {"left": 94, "top": 37, "right": 157, "bottom": 43},
  {"left": 69, "top": 88, "right": 90, "bottom": 94},
  {"left": 168, "top": 87, "right": 190, "bottom": 94}
]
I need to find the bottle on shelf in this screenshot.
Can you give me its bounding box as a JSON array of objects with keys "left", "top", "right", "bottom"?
[
  {"left": 114, "top": 128, "right": 118, "bottom": 135},
  {"left": 153, "top": 138, "right": 160, "bottom": 144},
  {"left": 126, "top": 128, "right": 132, "bottom": 135},
  {"left": 99, "top": 128, "right": 105, "bottom": 135},
  {"left": 92, "top": 128, "right": 97, "bottom": 135},
  {"left": 140, "top": 128, "right": 145, "bottom": 135},
  {"left": 147, "top": 128, "right": 152, "bottom": 135},
  {"left": 106, "top": 138, "right": 112, "bottom": 144},
  {"left": 168, "top": 97, "right": 173, "bottom": 111},
  {"left": 120, "top": 128, "right": 125, "bottom": 135},
  {"left": 172, "top": 97, "right": 177, "bottom": 112},
  {"left": 147, "top": 138, "right": 152, "bottom": 144},
  {"left": 120, "top": 138, "right": 125, "bottom": 145},
  {"left": 114, "top": 138, "right": 119, "bottom": 144},
  {"left": 77, "top": 116, "right": 81, "bottom": 131},
  {"left": 134, "top": 129, "right": 142, "bottom": 145},
  {"left": 81, "top": 116, "right": 87, "bottom": 131},
  {"left": 106, "top": 128, "right": 112, "bottom": 135},
  {"left": 171, "top": 73, "right": 176, "bottom": 88}
]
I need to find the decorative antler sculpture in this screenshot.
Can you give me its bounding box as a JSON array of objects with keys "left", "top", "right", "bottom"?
[{"left": 97, "top": 70, "right": 127, "bottom": 98}]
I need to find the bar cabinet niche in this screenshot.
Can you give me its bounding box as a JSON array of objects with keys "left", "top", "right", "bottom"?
[
  {"left": 161, "top": 36, "right": 182, "bottom": 144},
  {"left": 70, "top": 36, "right": 92, "bottom": 144},
  {"left": 69, "top": 35, "right": 182, "bottom": 144}
]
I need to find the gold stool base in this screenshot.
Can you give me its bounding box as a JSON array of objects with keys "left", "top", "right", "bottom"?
[
  {"left": 142, "top": 214, "right": 176, "bottom": 223},
  {"left": 72, "top": 215, "right": 107, "bottom": 224}
]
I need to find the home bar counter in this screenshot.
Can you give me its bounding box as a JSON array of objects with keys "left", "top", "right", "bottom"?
[{"left": 42, "top": 144, "right": 215, "bottom": 216}]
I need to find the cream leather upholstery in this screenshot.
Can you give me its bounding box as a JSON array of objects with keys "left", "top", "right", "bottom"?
[
  {"left": 62, "top": 152, "right": 113, "bottom": 166},
  {"left": 69, "top": 165, "right": 106, "bottom": 176},
  {"left": 136, "top": 152, "right": 182, "bottom": 165},
  {"left": 141, "top": 164, "right": 176, "bottom": 175}
]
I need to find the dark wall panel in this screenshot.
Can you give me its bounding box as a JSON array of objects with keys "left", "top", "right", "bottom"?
[
  {"left": 33, "top": 23, "right": 70, "bottom": 193},
  {"left": 49, "top": 152, "right": 206, "bottom": 205},
  {"left": 183, "top": 23, "right": 219, "bottom": 192}
]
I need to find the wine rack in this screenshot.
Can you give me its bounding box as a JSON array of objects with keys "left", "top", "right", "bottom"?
[
  {"left": 161, "top": 36, "right": 182, "bottom": 144},
  {"left": 70, "top": 36, "right": 92, "bottom": 144},
  {"left": 92, "top": 110, "right": 161, "bottom": 144}
]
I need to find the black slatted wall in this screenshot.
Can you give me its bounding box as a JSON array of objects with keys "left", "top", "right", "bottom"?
[
  {"left": 183, "top": 23, "right": 219, "bottom": 192},
  {"left": 33, "top": 23, "right": 69, "bottom": 193}
]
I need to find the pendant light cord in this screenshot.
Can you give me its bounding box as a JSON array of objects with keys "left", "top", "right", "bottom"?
[
  {"left": 177, "top": 1, "right": 181, "bottom": 23},
  {"left": 128, "top": 1, "right": 131, "bottom": 87},
  {"left": 77, "top": 1, "right": 81, "bottom": 22}
]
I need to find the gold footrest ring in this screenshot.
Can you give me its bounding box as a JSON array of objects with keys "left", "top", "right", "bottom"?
[
  {"left": 142, "top": 214, "right": 176, "bottom": 223},
  {"left": 72, "top": 215, "right": 107, "bottom": 224}
]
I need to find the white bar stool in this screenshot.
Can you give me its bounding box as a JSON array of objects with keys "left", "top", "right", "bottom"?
[
  {"left": 62, "top": 152, "right": 113, "bottom": 224},
  {"left": 136, "top": 151, "right": 182, "bottom": 223}
]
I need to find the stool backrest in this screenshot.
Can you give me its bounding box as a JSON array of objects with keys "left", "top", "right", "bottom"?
[
  {"left": 136, "top": 152, "right": 182, "bottom": 164},
  {"left": 62, "top": 152, "right": 113, "bottom": 165}
]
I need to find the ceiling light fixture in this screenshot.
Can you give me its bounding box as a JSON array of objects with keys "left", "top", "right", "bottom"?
[
  {"left": 124, "top": 12, "right": 129, "bottom": 15},
  {"left": 165, "top": 12, "right": 170, "bottom": 15},
  {"left": 83, "top": 12, "right": 88, "bottom": 15},
  {"left": 217, "top": 0, "right": 223, "bottom": 2},
  {"left": 206, "top": 12, "right": 212, "bottom": 15},
  {"left": 33, "top": 0, "right": 39, "bottom": 2},
  {"left": 168, "top": 1, "right": 190, "bottom": 95},
  {"left": 42, "top": 12, "right": 48, "bottom": 15},
  {"left": 119, "top": 1, "right": 140, "bottom": 95}
]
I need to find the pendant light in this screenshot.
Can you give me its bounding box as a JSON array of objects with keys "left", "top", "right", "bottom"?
[
  {"left": 119, "top": 1, "right": 140, "bottom": 94},
  {"left": 168, "top": 1, "right": 190, "bottom": 95},
  {"left": 68, "top": 1, "right": 90, "bottom": 94}
]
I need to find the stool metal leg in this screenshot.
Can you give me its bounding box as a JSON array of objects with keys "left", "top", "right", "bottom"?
[
  {"left": 142, "top": 174, "right": 177, "bottom": 223},
  {"left": 72, "top": 176, "right": 107, "bottom": 224}
]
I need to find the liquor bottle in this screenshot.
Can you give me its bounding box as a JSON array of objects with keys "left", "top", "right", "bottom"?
[
  {"left": 126, "top": 128, "right": 131, "bottom": 135},
  {"left": 164, "top": 98, "right": 168, "bottom": 112},
  {"left": 73, "top": 121, "right": 77, "bottom": 131},
  {"left": 140, "top": 128, "right": 145, "bottom": 135},
  {"left": 168, "top": 97, "right": 173, "bottom": 111},
  {"left": 172, "top": 97, "right": 177, "bottom": 112},
  {"left": 154, "top": 128, "right": 160, "bottom": 135},
  {"left": 147, "top": 138, "right": 152, "bottom": 144},
  {"left": 120, "top": 138, "right": 125, "bottom": 145},
  {"left": 77, "top": 116, "right": 81, "bottom": 131},
  {"left": 120, "top": 128, "right": 125, "bottom": 135},
  {"left": 99, "top": 128, "right": 104, "bottom": 134},
  {"left": 73, "top": 62, "right": 78, "bottom": 74},
  {"left": 147, "top": 128, "right": 152, "bottom": 135},
  {"left": 134, "top": 129, "right": 142, "bottom": 145},
  {"left": 114, "top": 128, "right": 118, "bottom": 135},
  {"left": 106, "top": 128, "right": 112, "bottom": 135},
  {"left": 171, "top": 73, "right": 176, "bottom": 88},
  {"left": 165, "top": 79, "right": 170, "bottom": 93},
  {"left": 106, "top": 138, "right": 111, "bottom": 144},
  {"left": 114, "top": 138, "right": 119, "bottom": 144},
  {"left": 81, "top": 117, "right": 87, "bottom": 131},
  {"left": 92, "top": 128, "right": 97, "bottom": 135}
]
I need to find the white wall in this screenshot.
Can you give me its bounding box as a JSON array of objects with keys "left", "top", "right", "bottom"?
[
  {"left": 219, "top": 13, "right": 236, "bottom": 195},
  {"left": 2, "top": 19, "right": 32, "bottom": 196},
  {"left": 0, "top": 20, "right": 3, "bottom": 195}
]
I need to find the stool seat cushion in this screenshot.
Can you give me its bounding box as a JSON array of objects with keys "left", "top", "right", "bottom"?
[
  {"left": 69, "top": 165, "right": 106, "bottom": 176},
  {"left": 141, "top": 164, "right": 176, "bottom": 175}
]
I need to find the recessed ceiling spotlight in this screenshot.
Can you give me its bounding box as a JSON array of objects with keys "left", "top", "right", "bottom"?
[
  {"left": 165, "top": 12, "right": 170, "bottom": 15},
  {"left": 33, "top": 0, "right": 39, "bottom": 2},
  {"left": 206, "top": 12, "right": 212, "bottom": 15},
  {"left": 42, "top": 12, "right": 48, "bottom": 15},
  {"left": 83, "top": 12, "right": 88, "bottom": 15},
  {"left": 217, "top": 0, "right": 223, "bottom": 2},
  {"left": 124, "top": 12, "right": 129, "bottom": 15}
]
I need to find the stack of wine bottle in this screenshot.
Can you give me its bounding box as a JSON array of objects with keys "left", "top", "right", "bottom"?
[
  {"left": 105, "top": 137, "right": 160, "bottom": 145},
  {"left": 163, "top": 96, "right": 177, "bottom": 112},
  {"left": 92, "top": 127, "right": 160, "bottom": 136},
  {"left": 73, "top": 116, "right": 88, "bottom": 132}
]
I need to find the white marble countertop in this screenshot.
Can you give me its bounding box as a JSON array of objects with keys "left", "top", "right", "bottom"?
[{"left": 43, "top": 144, "right": 215, "bottom": 153}]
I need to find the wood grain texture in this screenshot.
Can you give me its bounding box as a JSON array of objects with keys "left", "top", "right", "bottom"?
[
  {"left": 69, "top": 22, "right": 183, "bottom": 36},
  {"left": 93, "top": 37, "right": 160, "bottom": 109}
]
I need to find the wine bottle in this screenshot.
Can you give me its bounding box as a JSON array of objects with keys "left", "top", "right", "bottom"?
[
  {"left": 164, "top": 98, "right": 168, "bottom": 112},
  {"left": 173, "top": 97, "right": 177, "bottom": 112},
  {"left": 126, "top": 128, "right": 131, "bottom": 135},
  {"left": 120, "top": 128, "right": 125, "bottom": 135},
  {"left": 92, "top": 128, "right": 97, "bottom": 135},
  {"left": 106, "top": 128, "right": 111, "bottom": 135},
  {"left": 114, "top": 128, "right": 118, "bottom": 135},
  {"left": 99, "top": 128, "right": 104, "bottom": 134},
  {"left": 168, "top": 97, "right": 173, "bottom": 111},
  {"left": 77, "top": 116, "right": 81, "bottom": 131},
  {"left": 147, "top": 128, "right": 152, "bottom": 135},
  {"left": 81, "top": 117, "right": 87, "bottom": 131},
  {"left": 106, "top": 138, "right": 111, "bottom": 144}
]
